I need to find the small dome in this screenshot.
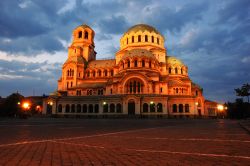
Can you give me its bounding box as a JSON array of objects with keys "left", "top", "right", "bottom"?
[
  {"left": 125, "top": 24, "right": 161, "bottom": 35},
  {"left": 122, "top": 49, "right": 157, "bottom": 60},
  {"left": 166, "top": 56, "right": 185, "bottom": 66}
]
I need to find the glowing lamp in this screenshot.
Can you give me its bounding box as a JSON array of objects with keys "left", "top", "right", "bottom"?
[
  {"left": 103, "top": 101, "right": 107, "bottom": 105},
  {"left": 195, "top": 102, "right": 198, "bottom": 106},
  {"left": 22, "top": 102, "right": 30, "bottom": 110},
  {"left": 150, "top": 101, "right": 154, "bottom": 105},
  {"left": 217, "top": 105, "right": 224, "bottom": 111}
]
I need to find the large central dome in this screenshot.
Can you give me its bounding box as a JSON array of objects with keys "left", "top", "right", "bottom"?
[{"left": 125, "top": 24, "right": 160, "bottom": 35}]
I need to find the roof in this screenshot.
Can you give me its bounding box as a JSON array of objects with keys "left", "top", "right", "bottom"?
[
  {"left": 166, "top": 56, "right": 185, "bottom": 66},
  {"left": 76, "top": 82, "right": 106, "bottom": 88},
  {"left": 64, "top": 55, "right": 86, "bottom": 64},
  {"left": 88, "top": 59, "right": 116, "bottom": 68},
  {"left": 125, "top": 24, "right": 161, "bottom": 35},
  {"left": 75, "top": 24, "right": 93, "bottom": 31},
  {"left": 122, "top": 49, "right": 157, "bottom": 60}
]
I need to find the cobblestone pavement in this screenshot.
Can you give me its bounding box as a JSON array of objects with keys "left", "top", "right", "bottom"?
[{"left": 0, "top": 118, "right": 249, "bottom": 165}]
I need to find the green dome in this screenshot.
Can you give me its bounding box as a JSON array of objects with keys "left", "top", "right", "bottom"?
[
  {"left": 125, "top": 24, "right": 161, "bottom": 35},
  {"left": 166, "top": 56, "right": 185, "bottom": 66}
]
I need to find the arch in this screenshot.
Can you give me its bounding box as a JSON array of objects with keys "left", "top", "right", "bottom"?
[
  {"left": 127, "top": 60, "right": 130, "bottom": 68},
  {"left": 92, "top": 71, "right": 96, "bottom": 77},
  {"left": 82, "top": 104, "right": 87, "bottom": 113},
  {"left": 185, "top": 104, "right": 189, "bottom": 112},
  {"left": 103, "top": 104, "right": 108, "bottom": 113},
  {"left": 116, "top": 103, "right": 122, "bottom": 113},
  {"left": 121, "top": 73, "right": 149, "bottom": 94},
  {"left": 66, "top": 104, "right": 70, "bottom": 113},
  {"left": 110, "top": 70, "right": 114, "bottom": 76},
  {"left": 157, "top": 103, "right": 163, "bottom": 112},
  {"left": 175, "top": 67, "right": 178, "bottom": 74},
  {"left": 157, "top": 37, "right": 159, "bottom": 44},
  {"left": 98, "top": 70, "right": 102, "bottom": 77},
  {"left": 142, "top": 60, "right": 145, "bottom": 67},
  {"left": 58, "top": 104, "right": 62, "bottom": 113},
  {"left": 169, "top": 67, "right": 171, "bottom": 74},
  {"left": 125, "top": 78, "right": 144, "bottom": 94},
  {"left": 138, "top": 35, "right": 141, "bottom": 42},
  {"left": 143, "top": 103, "right": 148, "bottom": 112},
  {"left": 94, "top": 104, "right": 99, "bottom": 113},
  {"left": 110, "top": 103, "right": 115, "bottom": 113},
  {"left": 104, "top": 70, "right": 108, "bottom": 77},
  {"left": 151, "top": 36, "right": 154, "bottom": 43},
  {"left": 173, "top": 104, "right": 177, "bottom": 113},
  {"left": 145, "top": 35, "right": 148, "bottom": 42},
  {"left": 77, "top": 104, "right": 81, "bottom": 113},
  {"left": 128, "top": 100, "right": 135, "bottom": 115},
  {"left": 84, "top": 31, "right": 88, "bottom": 39},
  {"left": 149, "top": 61, "right": 152, "bottom": 68},
  {"left": 150, "top": 103, "right": 155, "bottom": 112},
  {"left": 134, "top": 59, "right": 138, "bottom": 67},
  {"left": 78, "top": 31, "right": 82, "bottom": 38},
  {"left": 71, "top": 104, "right": 75, "bottom": 113},
  {"left": 132, "top": 36, "right": 134, "bottom": 43},
  {"left": 179, "top": 104, "right": 183, "bottom": 113},
  {"left": 88, "top": 104, "right": 93, "bottom": 113}
]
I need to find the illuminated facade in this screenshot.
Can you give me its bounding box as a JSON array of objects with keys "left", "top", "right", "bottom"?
[{"left": 43, "top": 24, "right": 214, "bottom": 117}]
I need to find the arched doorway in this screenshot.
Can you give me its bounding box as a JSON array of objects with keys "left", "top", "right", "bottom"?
[{"left": 128, "top": 100, "right": 135, "bottom": 115}]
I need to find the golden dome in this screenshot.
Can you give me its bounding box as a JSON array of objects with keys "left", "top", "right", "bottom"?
[
  {"left": 166, "top": 56, "right": 185, "bottom": 66},
  {"left": 125, "top": 24, "right": 161, "bottom": 35}
]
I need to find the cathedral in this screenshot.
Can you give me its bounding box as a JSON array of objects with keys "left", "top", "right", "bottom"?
[{"left": 43, "top": 24, "right": 218, "bottom": 117}]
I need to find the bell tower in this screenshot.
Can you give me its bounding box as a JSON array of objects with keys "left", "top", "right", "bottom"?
[{"left": 69, "top": 24, "right": 96, "bottom": 62}]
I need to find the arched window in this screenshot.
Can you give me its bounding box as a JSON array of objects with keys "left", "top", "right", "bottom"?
[
  {"left": 173, "top": 104, "right": 177, "bottom": 112},
  {"left": 110, "top": 88, "right": 112, "bottom": 94},
  {"left": 151, "top": 36, "right": 154, "bottom": 43},
  {"left": 150, "top": 103, "right": 155, "bottom": 112},
  {"left": 169, "top": 68, "right": 171, "bottom": 74},
  {"left": 145, "top": 35, "right": 148, "bottom": 42},
  {"left": 179, "top": 104, "right": 183, "bottom": 113},
  {"left": 142, "top": 60, "right": 145, "bottom": 67},
  {"left": 116, "top": 103, "right": 122, "bottom": 113},
  {"left": 83, "top": 104, "right": 87, "bottom": 113},
  {"left": 176, "top": 88, "right": 178, "bottom": 94},
  {"left": 67, "top": 70, "right": 69, "bottom": 76},
  {"left": 104, "top": 70, "right": 107, "bottom": 77},
  {"left": 157, "top": 103, "right": 163, "bottom": 112},
  {"left": 87, "top": 71, "right": 90, "bottom": 77},
  {"left": 134, "top": 60, "right": 138, "bottom": 67},
  {"left": 175, "top": 67, "right": 178, "bottom": 74},
  {"left": 157, "top": 38, "right": 159, "bottom": 44},
  {"left": 84, "top": 31, "right": 88, "bottom": 39},
  {"left": 92, "top": 71, "right": 96, "bottom": 77},
  {"left": 77, "top": 104, "right": 81, "bottom": 113},
  {"left": 126, "top": 78, "right": 144, "bottom": 94},
  {"left": 71, "top": 104, "right": 75, "bottom": 113},
  {"left": 94, "top": 104, "right": 99, "bottom": 113},
  {"left": 126, "top": 38, "right": 128, "bottom": 44},
  {"left": 66, "top": 104, "right": 70, "bottom": 113},
  {"left": 57, "top": 104, "right": 62, "bottom": 113},
  {"left": 88, "top": 104, "right": 93, "bottom": 113},
  {"left": 149, "top": 61, "right": 151, "bottom": 68},
  {"left": 132, "top": 36, "right": 134, "bottom": 43},
  {"left": 103, "top": 104, "right": 108, "bottom": 113},
  {"left": 181, "top": 68, "right": 183, "bottom": 74},
  {"left": 138, "top": 35, "right": 141, "bottom": 42},
  {"left": 78, "top": 31, "right": 82, "bottom": 38},
  {"left": 110, "top": 103, "right": 115, "bottom": 113},
  {"left": 185, "top": 104, "right": 189, "bottom": 112},
  {"left": 98, "top": 70, "right": 101, "bottom": 77},
  {"left": 143, "top": 103, "right": 148, "bottom": 112},
  {"left": 127, "top": 60, "right": 130, "bottom": 68},
  {"left": 110, "top": 70, "right": 114, "bottom": 76}
]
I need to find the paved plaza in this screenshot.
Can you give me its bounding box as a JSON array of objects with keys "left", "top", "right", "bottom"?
[{"left": 0, "top": 118, "right": 249, "bottom": 165}]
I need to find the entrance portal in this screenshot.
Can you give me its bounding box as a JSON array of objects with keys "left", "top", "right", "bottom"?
[{"left": 128, "top": 100, "right": 135, "bottom": 115}]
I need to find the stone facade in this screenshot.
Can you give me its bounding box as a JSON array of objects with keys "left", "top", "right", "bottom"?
[{"left": 43, "top": 24, "right": 216, "bottom": 117}]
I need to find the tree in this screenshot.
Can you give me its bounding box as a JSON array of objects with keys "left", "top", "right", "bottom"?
[
  {"left": 1, "top": 92, "right": 24, "bottom": 117},
  {"left": 235, "top": 83, "right": 250, "bottom": 103}
]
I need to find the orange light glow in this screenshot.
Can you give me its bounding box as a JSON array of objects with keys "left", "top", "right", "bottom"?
[
  {"left": 22, "top": 102, "right": 30, "bottom": 110},
  {"left": 217, "top": 104, "right": 224, "bottom": 111}
]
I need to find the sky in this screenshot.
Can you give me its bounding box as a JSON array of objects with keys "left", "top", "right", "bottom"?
[{"left": 0, "top": 0, "right": 249, "bottom": 103}]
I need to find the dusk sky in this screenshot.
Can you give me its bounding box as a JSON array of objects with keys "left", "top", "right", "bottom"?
[{"left": 0, "top": 0, "right": 249, "bottom": 102}]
